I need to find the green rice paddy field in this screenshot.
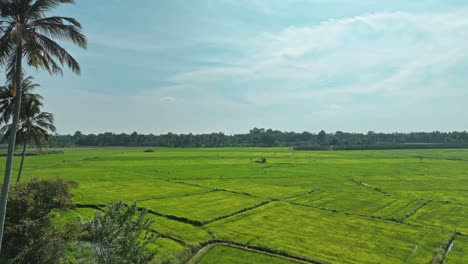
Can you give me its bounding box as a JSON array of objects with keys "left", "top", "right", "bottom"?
[{"left": 2, "top": 147, "right": 468, "bottom": 263}]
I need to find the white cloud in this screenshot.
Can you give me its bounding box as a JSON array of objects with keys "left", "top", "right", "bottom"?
[
  {"left": 164, "top": 8, "right": 468, "bottom": 108},
  {"left": 40, "top": 6, "right": 468, "bottom": 134}
]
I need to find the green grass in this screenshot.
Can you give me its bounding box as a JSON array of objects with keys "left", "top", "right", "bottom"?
[
  {"left": 407, "top": 201, "right": 468, "bottom": 233},
  {"left": 147, "top": 214, "right": 212, "bottom": 245},
  {"left": 286, "top": 189, "right": 426, "bottom": 219},
  {"left": 138, "top": 191, "right": 265, "bottom": 222},
  {"left": 193, "top": 245, "right": 299, "bottom": 264},
  {"left": 51, "top": 208, "right": 98, "bottom": 227},
  {"left": 207, "top": 202, "right": 450, "bottom": 264},
  {"left": 445, "top": 235, "right": 468, "bottom": 264},
  {"left": 73, "top": 178, "right": 207, "bottom": 205},
  {"left": 2, "top": 147, "right": 468, "bottom": 263},
  {"left": 149, "top": 237, "right": 189, "bottom": 264}
]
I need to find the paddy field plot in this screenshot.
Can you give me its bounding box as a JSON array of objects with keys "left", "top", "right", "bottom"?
[
  {"left": 445, "top": 235, "right": 468, "bottom": 264},
  {"left": 207, "top": 202, "right": 450, "bottom": 264},
  {"left": 190, "top": 244, "right": 298, "bottom": 264},
  {"left": 407, "top": 201, "right": 468, "bottom": 234},
  {"left": 2, "top": 147, "right": 468, "bottom": 263},
  {"left": 138, "top": 190, "right": 265, "bottom": 222}
]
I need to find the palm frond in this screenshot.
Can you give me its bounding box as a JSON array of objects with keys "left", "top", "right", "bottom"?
[
  {"left": 22, "top": 34, "right": 63, "bottom": 75},
  {"left": 34, "top": 32, "right": 81, "bottom": 73},
  {"left": 0, "top": 76, "right": 42, "bottom": 125},
  {"left": 28, "top": 0, "right": 75, "bottom": 18},
  {"left": 0, "top": 24, "right": 15, "bottom": 65},
  {"left": 0, "top": 0, "right": 86, "bottom": 77},
  {"left": 0, "top": 96, "right": 56, "bottom": 147},
  {"left": 30, "top": 16, "right": 86, "bottom": 49}
]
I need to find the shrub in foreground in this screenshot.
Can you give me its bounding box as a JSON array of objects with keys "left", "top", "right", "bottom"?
[
  {"left": 1, "top": 178, "right": 79, "bottom": 263},
  {"left": 83, "top": 201, "right": 156, "bottom": 264}
]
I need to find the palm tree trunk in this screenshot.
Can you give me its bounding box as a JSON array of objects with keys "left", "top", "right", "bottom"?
[
  {"left": 16, "top": 141, "right": 27, "bottom": 184},
  {"left": 0, "top": 47, "right": 23, "bottom": 253}
]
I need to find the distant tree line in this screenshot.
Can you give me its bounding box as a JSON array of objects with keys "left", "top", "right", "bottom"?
[{"left": 48, "top": 128, "right": 468, "bottom": 149}]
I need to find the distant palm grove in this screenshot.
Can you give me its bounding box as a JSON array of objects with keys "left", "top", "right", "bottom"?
[{"left": 50, "top": 129, "right": 468, "bottom": 149}]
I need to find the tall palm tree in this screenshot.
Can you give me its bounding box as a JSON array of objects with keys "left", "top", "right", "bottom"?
[
  {"left": 1, "top": 98, "right": 56, "bottom": 183},
  {"left": 0, "top": 76, "right": 43, "bottom": 125},
  {"left": 0, "top": 0, "right": 86, "bottom": 251}
]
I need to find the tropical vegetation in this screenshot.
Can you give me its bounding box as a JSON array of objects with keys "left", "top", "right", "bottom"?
[
  {"left": 1, "top": 84, "right": 56, "bottom": 183},
  {"left": 50, "top": 129, "right": 468, "bottom": 149},
  {"left": 83, "top": 202, "right": 156, "bottom": 264},
  {"left": 1, "top": 178, "right": 79, "bottom": 263},
  {"left": 0, "top": 0, "right": 86, "bottom": 251}
]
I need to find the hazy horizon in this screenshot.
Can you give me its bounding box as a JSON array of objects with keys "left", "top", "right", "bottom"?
[
  {"left": 3, "top": 0, "right": 468, "bottom": 134},
  {"left": 60, "top": 128, "right": 468, "bottom": 136}
]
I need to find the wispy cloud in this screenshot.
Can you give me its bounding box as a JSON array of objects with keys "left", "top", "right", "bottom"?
[
  {"left": 165, "top": 8, "right": 468, "bottom": 107},
  {"left": 34, "top": 1, "right": 468, "bottom": 133}
]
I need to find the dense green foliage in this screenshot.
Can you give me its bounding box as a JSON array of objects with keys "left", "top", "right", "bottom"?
[
  {"left": 1, "top": 94, "right": 56, "bottom": 183},
  {"left": 0, "top": 94, "right": 56, "bottom": 148},
  {"left": 0, "top": 76, "right": 43, "bottom": 125},
  {"left": 0, "top": 0, "right": 87, "bottom": 254},
  {"left": 83, "top": 202, "right": 156, "bottom": 264},
  {"left": 2, "top": 148, "right": 467, "bottom": 263},
  {"left": 1, "top": 178, "right": 79, "bottom": 263},
  {"left": 51, "top": 129, "right": 468, "bottom": 149}
]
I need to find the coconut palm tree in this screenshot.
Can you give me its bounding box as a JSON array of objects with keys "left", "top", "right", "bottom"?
[
  {"left": 1, "top": 98, "right": 56, "bottom": 183},
  {"left": 0, "top": 76, "right": 43, "bottom": 125},
  {"left": 0, "top": 0, "right": 86, "bottom": 251}
]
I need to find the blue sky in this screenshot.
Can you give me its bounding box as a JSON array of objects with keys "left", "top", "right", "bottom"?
[{"left": 18, "top": 0, "right": 468, "bottom": 134}]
